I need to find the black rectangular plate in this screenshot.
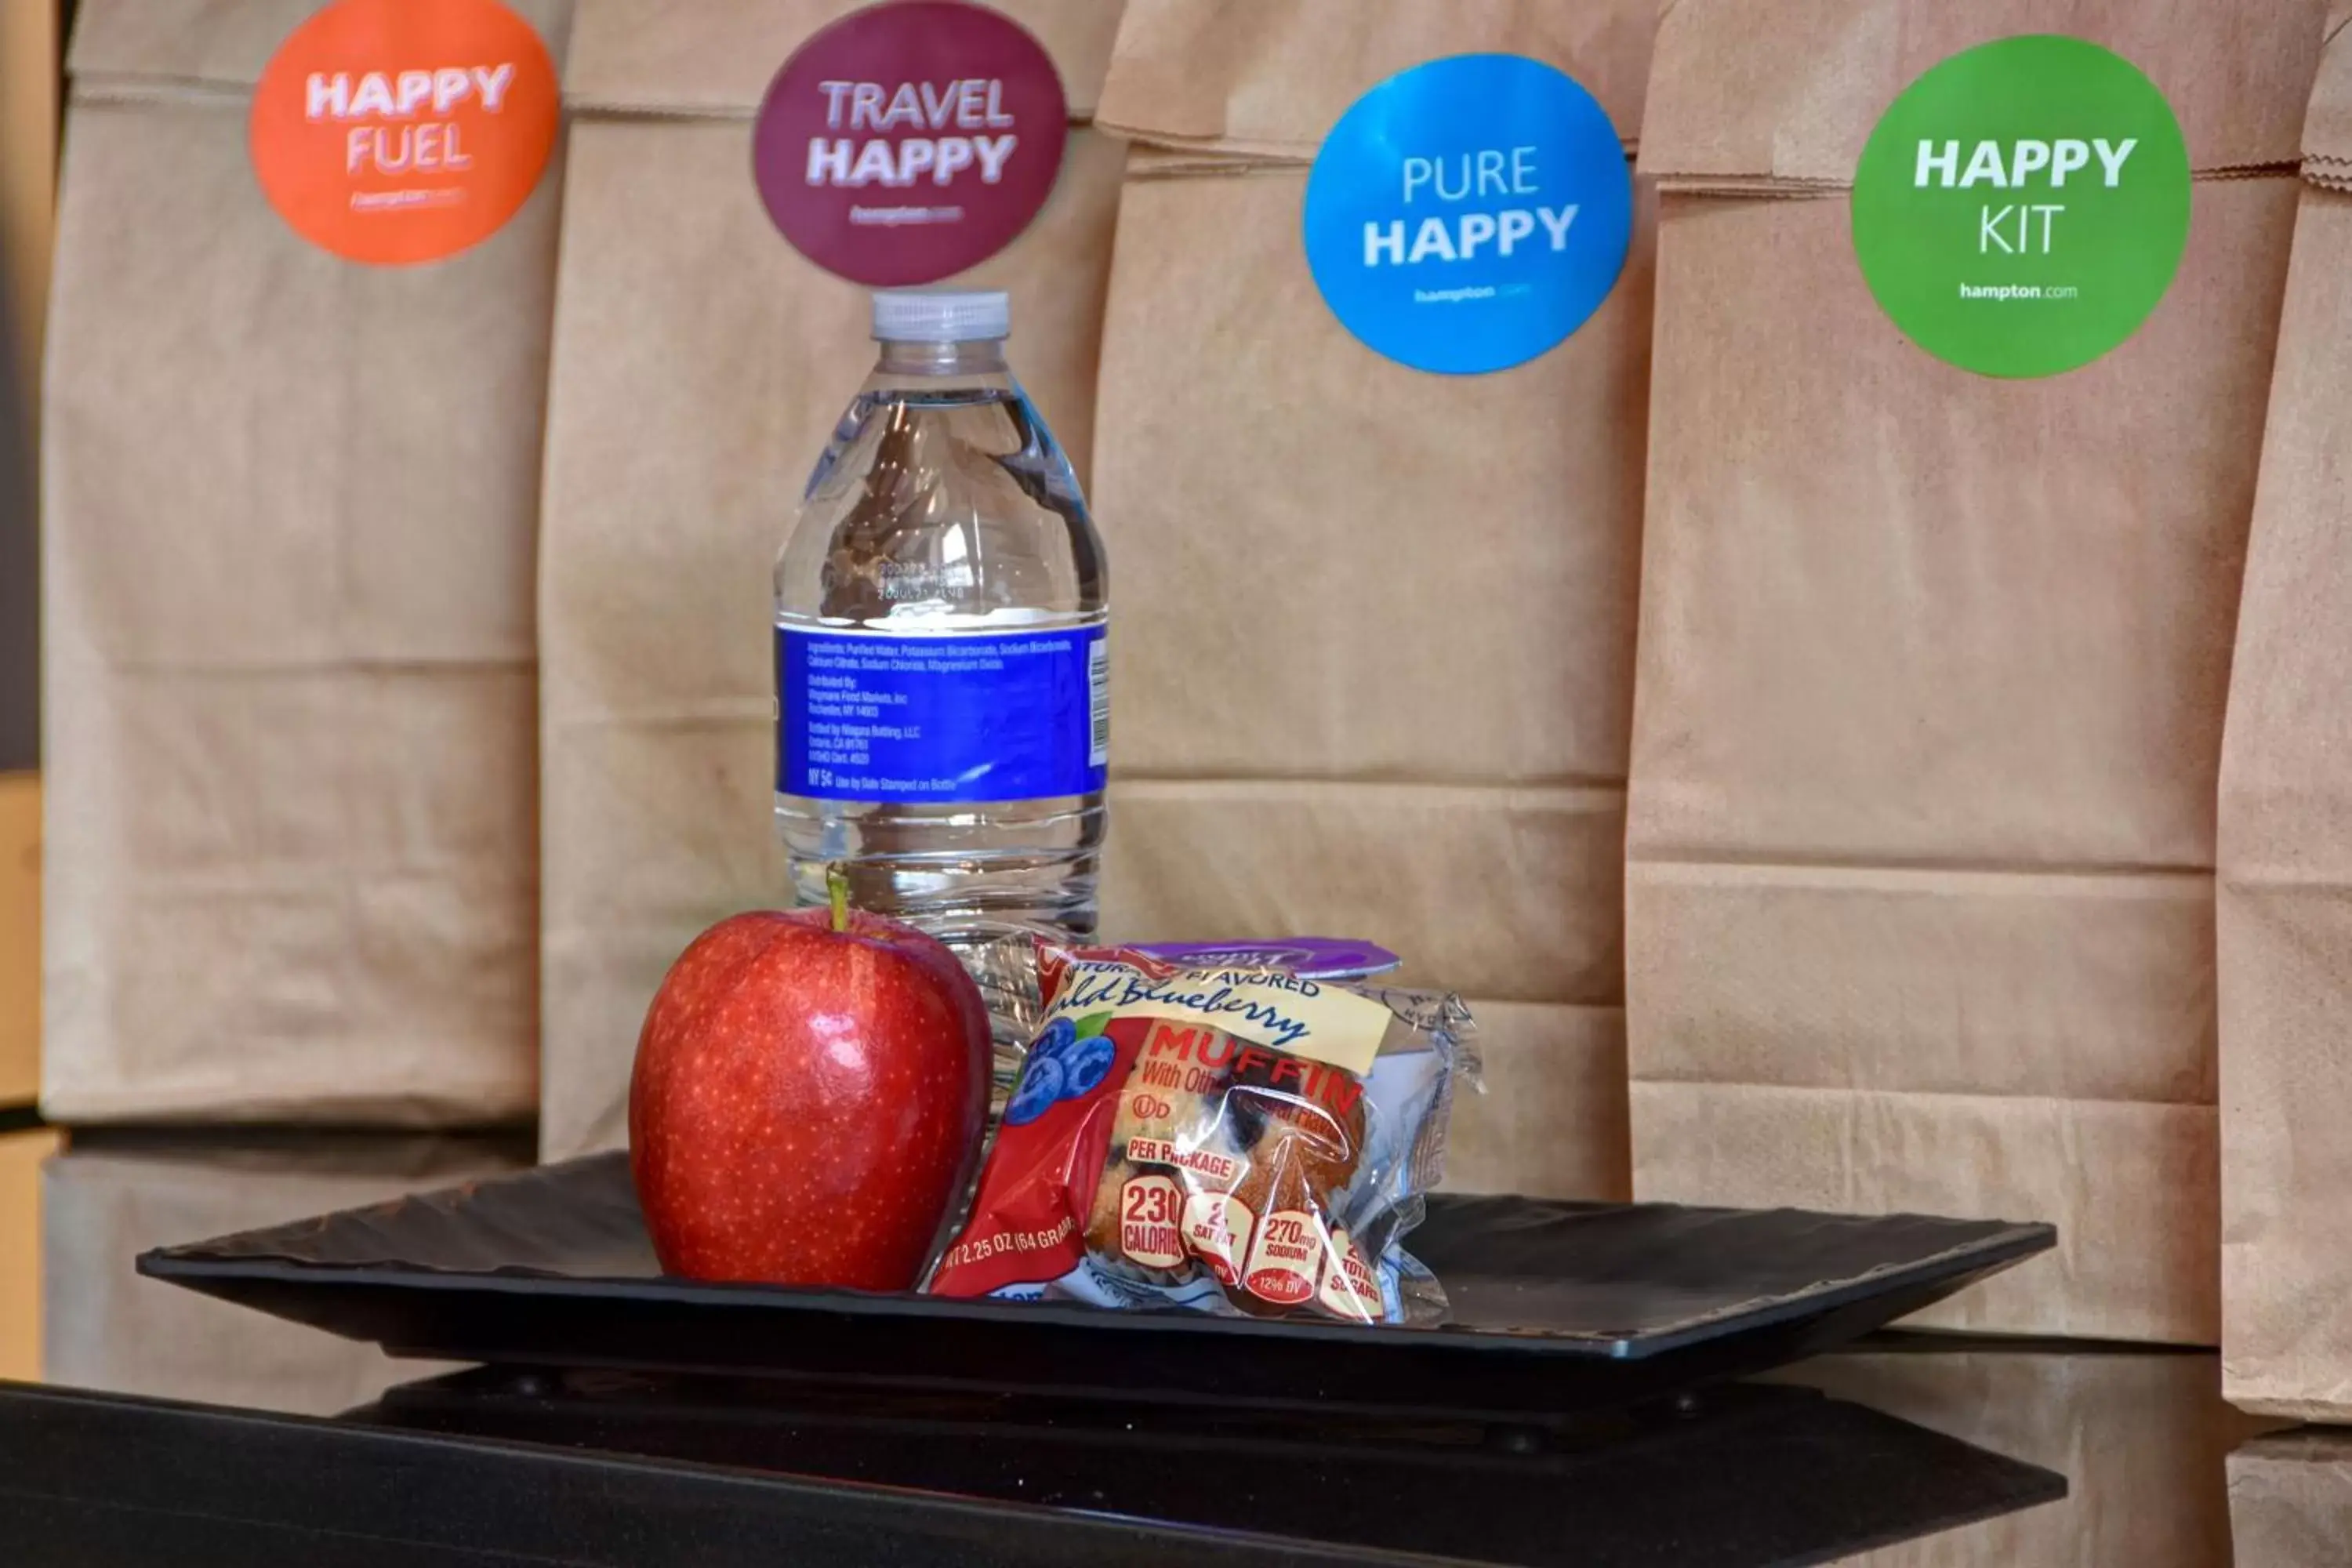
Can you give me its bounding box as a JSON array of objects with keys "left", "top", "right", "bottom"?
[{"left": 140, "top": 1153, "right": 2053, "bottom": 1421}]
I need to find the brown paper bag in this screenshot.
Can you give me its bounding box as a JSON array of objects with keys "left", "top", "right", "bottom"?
[
  {"left": 538, "top": 0, "right": 1124, "bottom": 1160},
  {"left": 2230, "top": 1430, "right": 2352, "bottom": 1567},
  {"left": 1627, "top": 0, "right": 2325, "bottom": 1343},
  {"left": 1441, "top": 1002, "right": 1628, "bottom": 1201},
  {"left": 2217, "top": 12, "right": 2352, "bottom": 1421},
  {"left": 42, "top": 1133, "right": 524, "bottom": 1414},
  {"left": 0, "top": 1127, "right": 56, "bottom": 1382},
  {"left": 41, "top": 0, "right": 570, "bottom": 1124},
  {"left": 1778, "top": 1347, "right": 2274, "bottom": 1566},
  {"left": 0, "top": 775, "right": 34, "bottom": 1105},
  {"left": 1091, "top": 0, "right": 1665, "bottom": 1203}
]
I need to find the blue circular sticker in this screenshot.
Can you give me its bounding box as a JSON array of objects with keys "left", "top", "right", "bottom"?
[{"left": 1301, "top": 54, "right": 1634, "bottom": 376}]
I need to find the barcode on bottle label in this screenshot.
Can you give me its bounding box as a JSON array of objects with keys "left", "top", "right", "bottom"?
[{"left": 1088, "top": 633, "right": 1111, "bottom": 768}]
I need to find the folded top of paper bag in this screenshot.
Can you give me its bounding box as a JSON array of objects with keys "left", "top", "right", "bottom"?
[
  {"left": 1641, "top": 0, "right": 2327, "bottom": 187},
  {"left": 1096, "top": 0, "right": 1662, "bottom": 160}
]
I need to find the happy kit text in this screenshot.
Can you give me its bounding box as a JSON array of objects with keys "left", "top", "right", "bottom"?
[{"left": 1916, "top": 136, "right": 2140, "bottom": 255}]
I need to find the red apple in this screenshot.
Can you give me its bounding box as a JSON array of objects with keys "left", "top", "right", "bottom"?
[{"left": 628, "top": 886, "right": 991, "bottom": 1291}]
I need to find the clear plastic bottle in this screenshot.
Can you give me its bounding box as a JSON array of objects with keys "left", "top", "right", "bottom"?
[{"left": 774, "top": 289, "right": 1109, "bottom": 995}]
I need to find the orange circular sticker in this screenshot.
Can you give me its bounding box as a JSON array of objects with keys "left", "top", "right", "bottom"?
[{"left": 249, "top": 0, "right": 559, "bottom": 267}]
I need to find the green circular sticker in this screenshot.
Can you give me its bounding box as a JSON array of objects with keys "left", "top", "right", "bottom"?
[{"left": 1851, "top": 35, "right": 2190, "bottom": 379}]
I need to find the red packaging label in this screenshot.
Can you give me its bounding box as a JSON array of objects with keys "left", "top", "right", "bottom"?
[
  {"left": 1117, "top": 1174, "right": 1185, "bottom": 1269},
  {"left": 929, "top": 1022, "right": 1137, "bottom": 1295},
  {"left": 1243, "top": 1209, "right": 1324, "bottom": 1307},
  {"left": 1182, "top": 1191, "right": 1255, "bottom": 1287},
  {"left": 1316, "top": 1229, "right": 1386, "bottom": 1323}
]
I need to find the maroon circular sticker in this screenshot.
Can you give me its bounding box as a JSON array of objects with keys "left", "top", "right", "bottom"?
[{"left": 753, "top": 0, "right": 1067, "bottom": 285}]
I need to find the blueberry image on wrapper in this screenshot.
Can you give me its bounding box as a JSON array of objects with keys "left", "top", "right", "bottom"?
[
  {"left": 1029, "top": 1015, "right": 1078, "bottom": 1067},
  {"left": 1004, "top": 1053, "right": 1066, "bottom": 1126},
  {"left": 1061, "top": 1033, "right": 1115, "bottom": 1098}
]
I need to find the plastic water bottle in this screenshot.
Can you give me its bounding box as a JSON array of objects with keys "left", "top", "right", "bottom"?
[{"left": 774, "top": 289, "right": 1109, "bottom": 992}]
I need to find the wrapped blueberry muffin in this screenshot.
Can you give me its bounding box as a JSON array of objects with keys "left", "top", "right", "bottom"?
[{"left": 931, "top": 944, "right": 1476, "bottom": 1324}]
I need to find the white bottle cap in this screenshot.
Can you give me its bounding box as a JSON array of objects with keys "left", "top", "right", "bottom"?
[{"left": 871, "top": 289, "right": 1011, "bottom": 344}]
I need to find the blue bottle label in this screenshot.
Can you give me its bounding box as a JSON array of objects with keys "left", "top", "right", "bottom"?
[{"left": 778, "top": 624, "right": 1109, "bottom": 804}]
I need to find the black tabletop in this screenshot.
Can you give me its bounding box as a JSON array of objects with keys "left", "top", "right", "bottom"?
[
  {"left": 4, "top": 1129, "right": 2325, "bottom": 1566},
  {"left": 0, "top": 1366, "right": 2072, "bottom": 1567}
]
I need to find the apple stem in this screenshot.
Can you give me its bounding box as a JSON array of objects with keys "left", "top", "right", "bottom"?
[{"left": 827, "top": 864, "right": 851, "bottom": 933}]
